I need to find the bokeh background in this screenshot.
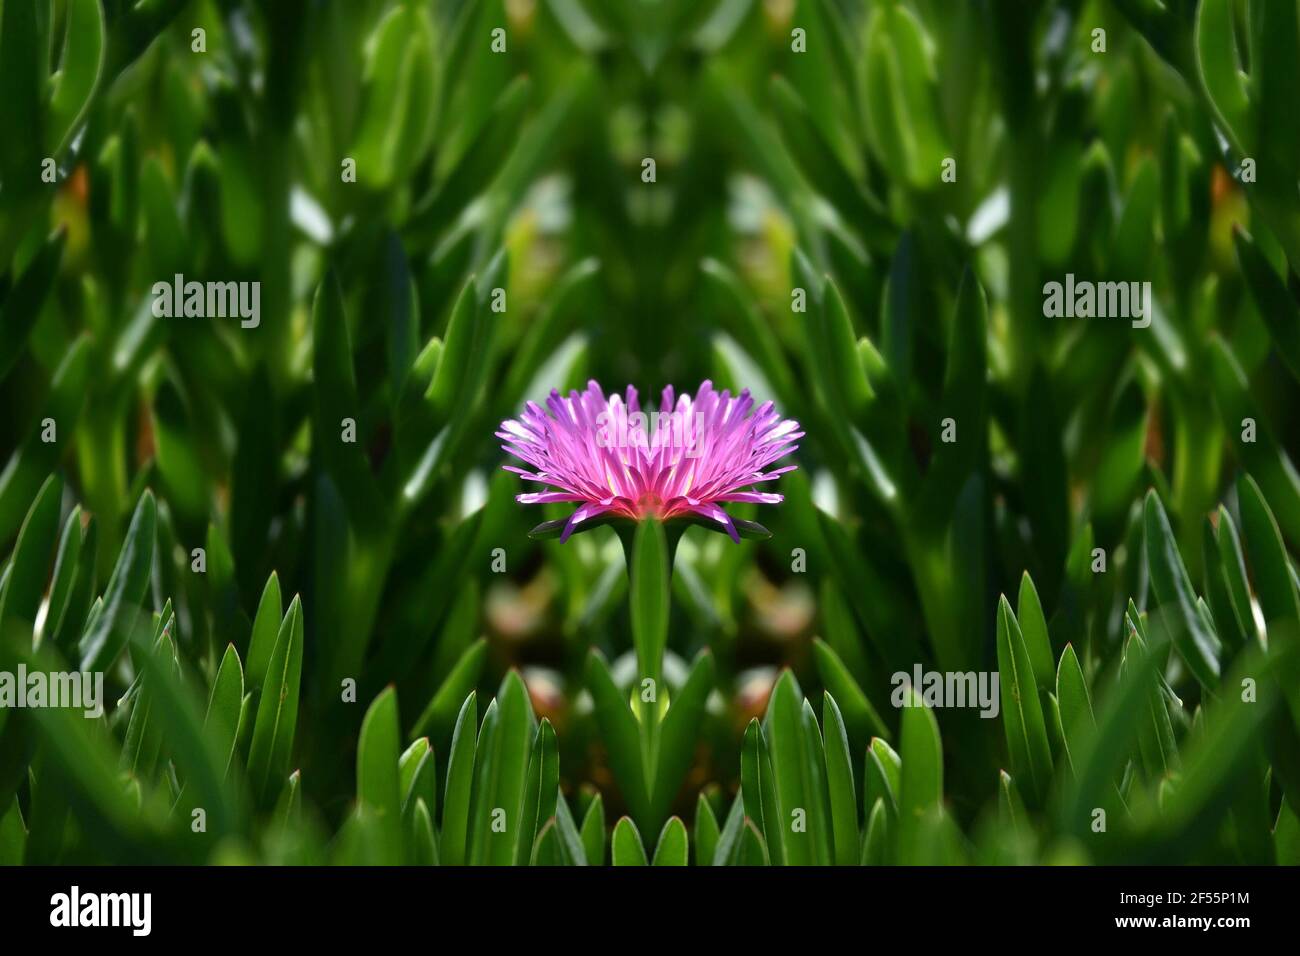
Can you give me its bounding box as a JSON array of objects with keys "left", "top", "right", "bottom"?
[{"left": 2, "top": 0, "right": 1300, "bottom": 865}]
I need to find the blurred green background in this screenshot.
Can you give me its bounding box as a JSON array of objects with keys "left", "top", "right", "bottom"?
[{"left": 2, "top": 0, "right": 1300, "bottom": 865}]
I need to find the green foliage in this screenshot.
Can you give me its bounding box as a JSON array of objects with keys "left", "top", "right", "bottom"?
[{"left": 2, "top": 0, "right": 1300, "bottom": 867}]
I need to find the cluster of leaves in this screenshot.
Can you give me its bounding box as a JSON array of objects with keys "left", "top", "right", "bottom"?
[{"left": 3, "top": 0, "right": 1300, "bottom": 865}]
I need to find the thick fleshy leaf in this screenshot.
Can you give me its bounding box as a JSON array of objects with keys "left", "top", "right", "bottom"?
[
  {"left": 516, "top": 719, "right": 560, "bottom": 866},
  {"left": 1017, "top": 572, "right": 1056, "bottom": 692},
  {"left": 650, "top": 816, "right": 688, "bottom": 866},
  {"left": 40, "top": 507, "right": 83, "bottom": 648},
  {"left": 996, "top": 596, "right": 1054, "bottom": 806},
  {"left": 205, "top": 644, "right": 244, "bottom": 778},
  {"left": 611, "top": 816, "right": 648, "bottom": 866},
  {"left": 356, "top": 687, "right": 402, "bottom": 864},
  {"left": 1143, "top": 490, "right": 1221, "bottom": 687},
  {"left": 467, "top": 672, "right": 536, "bottom": 865},
  {"left": 693, "top": 792, "right": 719, "bottom": 867},
  {"left": 822, "top": 693, "right": 859, "bottom": 865},
  {"left": 244, "top": 573, "right": 283, "bottom": 695},
  {"left": 247, "top": 596, "right": 304, "bottom": 809},
  {"left": 439, "top": 692, "right": 477, "bottom": 866},
  {"left": 0, "top": 476, "right": 63, "bottom": 643},
  {"left": 580, "top": 792, "right": 606, "bottom": 866},
  {"left": 1195, "top": 0, "right": 1250, "bottom": 152},
  {"left": 740, "top": 718, "right": 784, "bottom": 866},
  {"left": 78, "top": 491, "right": 156, "bottom": 673},
  {"left": 1055, "top": 643, "right": 1093, "bottom": 769},
  {"left": 897, "top": 687, "right": 943, "bottom": 864}
]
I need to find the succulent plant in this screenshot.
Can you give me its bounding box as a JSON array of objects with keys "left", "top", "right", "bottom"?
[{"left": 0, "top": 0, "right": 1299, "bottom": 871}]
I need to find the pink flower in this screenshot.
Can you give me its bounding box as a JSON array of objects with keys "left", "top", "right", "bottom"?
[{"left": 498, "top": 380, "right": 802, "bottom": 542}]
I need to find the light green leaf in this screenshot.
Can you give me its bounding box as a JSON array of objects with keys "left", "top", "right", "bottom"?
[
  {"left": 762, "top": 671, "right": 825, "bottom": 864},
  {"left": 205, "top": 644, "right": 244, "bottom": 778},
  {"left": 439, "top": 692, "right": 477, "bottom": 866},
  {"left": 247, "top": 595, "right": 304, "bottom": 809},
  {"left": 996, "top": 596, "right": 1054, "bottom": 805},
  {"left": 651, "top": 816, "right": 688, "bottom": 866},
  {"left": 1017, "top": 572, "right": 1056, "bottom": 692},
  {"left": 580, "top": 791, "right": 606, "bottom": 866},
  {"left": 244, "top": 572, "right": 282, "bottom": 695},
  {"left": 740, "top": 718, "right": 784, "bottom": 866},
  {"left": 411, "top": 797, "right": 438, "bottom": 866},
  {"left": 693, "top": 792, "right": 718, "bottom": 867},
  {"left": 468, "top": 672, "right": 536, "bottom": 865},
  {"left": 356, "top": 687, "right": 402, "bottom": 864},
  {"left": 822, "top": 693, "right": 859, "bottom": 865},
  {"left": 1055, "top": 643, "right": 1093, "bottom": 770},
  {"left": 897, "top": 688, "right": 942, "bottom": 862},
  {"left": 611, "top": 816, "right": 648, "bottom": 866},
  {"left": 517, "top": 719, "right": 559, "bottom": 866}
]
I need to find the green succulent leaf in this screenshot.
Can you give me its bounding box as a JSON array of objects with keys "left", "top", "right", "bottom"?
[
  {"left": 611, "top": 816, "right": 648, "bottom": 866},
  {"left": 651, "top": 816, "right": 688, "bottom": 866},
  {"left": 996, "top": 596, "right": 1054, "bottom": 806},
  {"left": 356, "top": 687, "right": 403, "bottom": 864},
  {"left": 205, "top": 644, "right": 244, "bottom": 779},
  {"left": 247, "top": 596, "right": 304, "bottom": 809},
  {"left": 822, "top": 693, "right": 859, "bottom": 866},
  {"left": 78, "top": 490, "right": 156, "bottom": 674},
  {"left": 439, "top": 692, "right": 478, "bottom": 866},
  {"left": 1143, "top": 490, "right": 1222, "bottom": 687}
]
